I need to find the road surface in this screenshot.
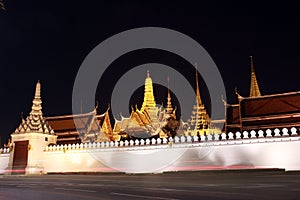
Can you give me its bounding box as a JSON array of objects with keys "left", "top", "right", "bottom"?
[{"left": 0, "top": 170, "right": 299, "bottom": 200}]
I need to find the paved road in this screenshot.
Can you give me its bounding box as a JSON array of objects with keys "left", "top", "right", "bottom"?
[{"left": 0, "top": 170, "right": 299, "bottom": 200}]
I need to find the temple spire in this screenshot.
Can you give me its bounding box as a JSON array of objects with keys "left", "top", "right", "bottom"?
[
  {"left": 165, "top": 76, "right": 174, "bottom": 114},
  {"left": 30, "top": 80, "right": 43, "bottom": 116},
  {"left": 13, "top": 80, "right": 54, "bottom": 135},
  {"left": 186, "top": 63, "right": 212, "bottom": 134},
  {"left": 141, "top": 70, "right": 156, "bottom": 111},
  {"left": 249, "top": 56, "right": 261, "bottom": 97},
  {"left": 195, "top": 63, "right": 202, "bottom": 105}
]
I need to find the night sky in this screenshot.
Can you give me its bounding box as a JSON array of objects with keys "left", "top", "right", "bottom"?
[{"left": 0, "top": 1, "right": 300, "bottom": 146}]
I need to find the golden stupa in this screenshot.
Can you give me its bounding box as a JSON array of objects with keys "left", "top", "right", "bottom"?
[{"left": 113, "top": 70, "right": 180, "bottom": 139}]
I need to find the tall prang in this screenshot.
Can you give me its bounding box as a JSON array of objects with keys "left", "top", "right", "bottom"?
[
  {"left": 249, "top": 56, "right": 261, "bottom": 97},
  {"left": 186, "top": 64, "right": 220, "bottom": 136}
]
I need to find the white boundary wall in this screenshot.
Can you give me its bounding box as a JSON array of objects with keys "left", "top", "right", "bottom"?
[
  {"left": 2, "top": 128, "right": 300, "bottom": 174},
  {"left": 43, "top": 128, "right": 300, "bottom": 173},
  {"left": 0, "top": 148, "right": 10, "bottom": 174}
]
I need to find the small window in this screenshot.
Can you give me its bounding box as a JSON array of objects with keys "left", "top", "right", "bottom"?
[{"left": 45, "top": 137, "right": 48, "bottom": 142}]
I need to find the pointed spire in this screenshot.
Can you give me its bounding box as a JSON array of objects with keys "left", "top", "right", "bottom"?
[
  {"left": 249, "top": 56, "right": 262, "bottom": 97},
  {"left": 13, "top": 80, "right": 54, "bottom": 135},
  {"left": 30, "top": 80, "right": 42, "bottom": 116},
  {"left": 195, "top": 63, "right": 202, "bottom": 105},
  {"left": 35, "top": 80, "right": 41, "bottom": 98},
  {"left": 186, "top": 63, "right": 212, "bottom": 133},
  {"left": 141, "top": 70, "right": 156, "bottom": 111},
  {"left": 165, "top": 76, "right": 174, "bottom": 114}
]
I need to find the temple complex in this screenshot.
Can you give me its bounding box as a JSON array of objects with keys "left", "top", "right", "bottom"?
[
  {"left": 113, "top": 67, "right": 220, "bottom": 138},
  {"left": 3, "top": 59, "right": 300, "bottom": 175},
  {"left": 6, "top": 57, "right": 300, "bottom": 141}
]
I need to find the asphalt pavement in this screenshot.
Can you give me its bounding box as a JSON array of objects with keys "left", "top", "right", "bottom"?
[{"left": 0, "top": 170, "right": 299, "bottom": 200}]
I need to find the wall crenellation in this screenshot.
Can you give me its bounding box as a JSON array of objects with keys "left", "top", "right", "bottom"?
[
  {"left": 44, "top": 127, "right": 300, "bottom": 152},
  {"left": 0, "top": 148, "right": 10, "bottom": 154}
]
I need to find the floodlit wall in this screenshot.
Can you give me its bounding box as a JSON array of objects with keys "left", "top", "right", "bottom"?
[
  {"left": 1, "top": 128, "right": 300, "bottom": 174},
  {"left": 43, "top": 148, "right": 114, "bottom": 173},
  {"left": 0, "top": 148, "right": 10, "bottom": 174},
  {"left": 43, "top": 127, "right": 300, "bottom": 173}
]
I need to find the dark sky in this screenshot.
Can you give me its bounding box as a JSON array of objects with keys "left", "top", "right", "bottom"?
[{"left": 0, "top": 1, "right": 300, "bottom": 145}]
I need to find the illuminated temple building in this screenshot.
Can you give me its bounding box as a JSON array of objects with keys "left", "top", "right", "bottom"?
[
  {"left": 225, "top": 56, "right": 300, "bottom": 133},
  {"left": 13, "top": 56, "right": 300, "bottom": 144},
  {"left": 113, "top": 70, "right": 179, "bottom": 139},
  {"left": 10, "top": 66, "right": 225, "bottom": 147},
  {"left": 13, "top": 81, "right": 116, "bottom": 145},
  {"left": 112, "top": 68, "right": 220, "bottom": 139}
]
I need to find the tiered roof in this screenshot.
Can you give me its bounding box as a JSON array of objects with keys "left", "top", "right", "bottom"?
[
  {"left": 13, "top": 81, "right": 54, "bottom": 135},
  {"left": 225, "top": 56, "right": 300, "bottom": 132},
  {"left": 187, "top": 64, "right": 211, "bottom": 132},
  {"left": 46, "top": 110, "right": 112, "bottom": 144}
]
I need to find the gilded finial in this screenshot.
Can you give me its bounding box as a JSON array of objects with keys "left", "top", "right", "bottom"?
[
  {"left": 165, "top": 76, "right": 174, "bottom": 115},
  {"left": 147, "top": 70, "right": 150, "bottom": 78},
  {"left": 195, "top": 62, "right": 202, "bottom": 105},
  {"left": 106, "top": 103, "right": 110, "bottom": 111},
  {"left": 235, "top": 87, "right": 243, "bottom": 100},
  {"left": 221, "top": 95, "right": 227, "bottom": 107},
  {"left": 167, "top": 75, "right": 170, "bottom": 97},
  {"left": 173, "top": 106, "right": 177, "bottom": 114},
  {"left": 250, "top": 56, "right": 254, "bottom": 73},
  {"left": 249, "top": 56, "right": 262, "bottom": 97},
  {"left": 30, "top": 80, "right": 43, "bottom": 116},
  {"left": 34, "top": 80, "right": 41, "bottom": 99}
]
